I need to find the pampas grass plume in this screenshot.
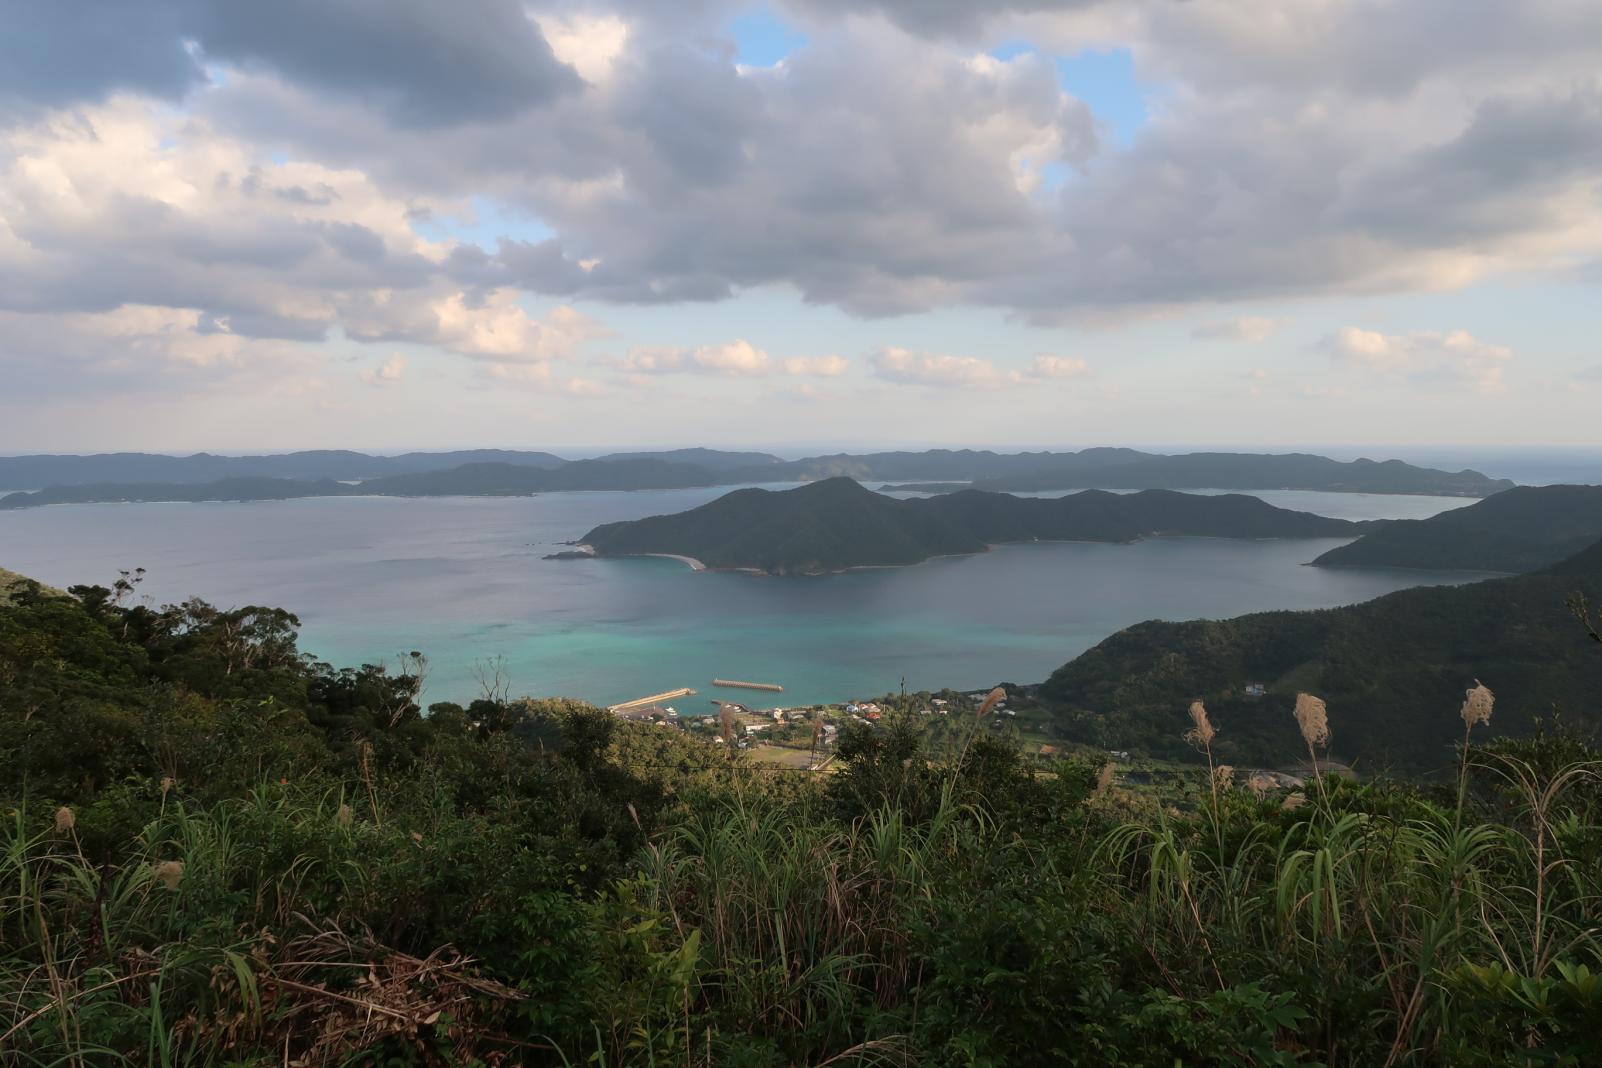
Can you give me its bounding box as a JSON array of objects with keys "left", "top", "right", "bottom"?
[
  {"left": 977, "top": 686, "right": 1007, "bottom": 719},
  {"left": 1184, "top": 700, "right": 1216, "bottom": 748},
  {"left": 1461, "top": 680, "right": 1494, "bottom": 729},
  {"left": 54, "top": 806, "right": 74, "bottom": 833},
  {"left": 1294, "top": 693, "right": 1330, "bottom": 749}
]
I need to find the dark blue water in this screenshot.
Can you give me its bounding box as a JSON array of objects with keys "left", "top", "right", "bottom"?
[{"left": 0, "top": 488, "right": 1487, "bottom": 708}]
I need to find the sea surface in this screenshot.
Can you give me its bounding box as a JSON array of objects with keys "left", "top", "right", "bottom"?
[{"left": 0, "top": 486, "right": 1488, "bottom": 709}]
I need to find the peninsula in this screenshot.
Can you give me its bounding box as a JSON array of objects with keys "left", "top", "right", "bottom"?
[
  {"left": 1040, "top": 536, "right": 1602, "bottom": 771},
  {"left": 577, "top": 477, "right": 1369, "bottom": 575},
  {"left": 1311, "top": 484, "right": 1602, "bottom": 573}
]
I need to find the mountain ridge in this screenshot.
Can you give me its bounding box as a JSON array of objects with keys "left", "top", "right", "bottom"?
[{"left": 579, "top": 477, "right": 1367, "bottom": 574}]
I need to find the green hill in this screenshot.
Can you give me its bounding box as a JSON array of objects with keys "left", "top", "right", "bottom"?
[
  {"left": 580, "top": 478, "right": 1365, "bottom": 574},
  {"left": 1038, "top": 539, "right": 1602, "bottom": 773},
  {"left": 978, "top": 452, "right": 1513, "bottom": 497},
  {"left": 1312, "top": 484, "right": 1602, "bottom": 573}
]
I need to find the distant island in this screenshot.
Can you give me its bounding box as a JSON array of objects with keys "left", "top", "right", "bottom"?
[
  {"left": 966, "top": 452, "right": 1514, "bottom": 497},
  {"left": 0, "top": 459, "right": 718, "bottom": 509},
  {"left": 1039, "top": 536, "right": 1602, "bottom": 772},
  {"left": 1311, "top": 484, "right": 1602, "bottom": 573},
  {"left": 0, "top": 446, "right": 1519, "bottom": 508},
  {"left": 577, "top": 477, "right": 1368, "bottom": 575}
]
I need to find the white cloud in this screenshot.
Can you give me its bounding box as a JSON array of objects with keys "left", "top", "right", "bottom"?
[
  {"left": 534, "top": 13, "right": 630, "bottom": 84},
  {"left": 869, "top": 346, "right": 1015, "bottom": 388},
  {"left": 618, "top": 341, "right": 847, "bottom": 378},
  {"left": 620, "top": 339, "right": 767, "bottom": 376},
  {"left": 358, "top": 354, "right": 407, "bottom": 386},
  {"left": 1027, "top": 353, "right": 1091, "bottom": 379},
  {"left": 781, "top": 354, "right": 850, "bottom": 376},
  {"left": 869, "top": 347, "right": 1090, "bottom": 388},
  {"left": 1192, "top": 316, "right": 1282, "bottom": 343},
  {"left": 1322, "top": 326, "right": 1513, "bottom": 393}
]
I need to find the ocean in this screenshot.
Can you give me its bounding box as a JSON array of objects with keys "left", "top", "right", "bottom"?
[{"left": 0, "top": 486, "right": 1488, "bottom": 709}]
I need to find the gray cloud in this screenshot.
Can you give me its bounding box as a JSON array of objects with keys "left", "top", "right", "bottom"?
[
  {"left": 1, "top": 0, "right": 578, "bottom": 125},
  {"left": 0, "top": 0, "right": 202, "bottom": 114}
]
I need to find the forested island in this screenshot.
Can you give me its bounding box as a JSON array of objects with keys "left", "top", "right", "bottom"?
[
  {"left": 1310, "top": 484, "right": 1602, "bottom": 573},
  {"left": 4, "top": 554, "right": 1601, "bottom": 1064},
  {"left": 0, "top": 446, "right": 1517, "bottom": 507},
  {"left": 579, "top": 477, "right": 1367, "bottom": 574}
]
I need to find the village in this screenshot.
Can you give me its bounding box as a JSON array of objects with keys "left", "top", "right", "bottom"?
[{"left": 606, "top": 680, "right": 1079, "bottom": 772}]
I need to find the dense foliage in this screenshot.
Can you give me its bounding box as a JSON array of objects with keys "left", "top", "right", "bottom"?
[
  {"left": 4, "top": 574, "right": 1601, "bottom": 1065},
  {"left": 1312, "top": 484, "right": 1602, "bottom": 573},
  {"left": 581, "top": 478, "right": 1361, "bottom": 574}
]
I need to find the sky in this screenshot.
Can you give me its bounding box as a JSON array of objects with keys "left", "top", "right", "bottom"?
[{"left": 2, "top": 0, "right": 1601, "bottom": 455}]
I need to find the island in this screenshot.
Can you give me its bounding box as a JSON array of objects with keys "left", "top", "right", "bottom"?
[
  {"left": 576, "top": 477, "right": 1370, "bottom": 575},
  {"left": 0, "top": 446, "right": 1518, "bottom": 508},
  {"left": 969, "top": 452, "right": 1514, "bottom": 497},
  {"left": 1311, "top": 484, "right": 1602, "bottom": 573},
  {"left": 1038, "top": 536, "right": 1602, "bottom": 772}
]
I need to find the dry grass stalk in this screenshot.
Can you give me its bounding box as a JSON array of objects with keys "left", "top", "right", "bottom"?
[
  {"left": 1212, "top": 765, "right": 1235, "bottom": 791},
  {"left": 1247, "top": 772, "right": 1275, "bottom": 798},
  {"left": 1093, "top": 762, "right": 1117, "bottom": 797},
  {"left": 1461, "top": 680, "right": 1494, "bottom": 729},
  {"left": 1294, "top": 693, "right": 1330, "bottom": 749},
  {"left": 53, "top": 806, "right": 74, "bottom": 833},
  {"left": 977, "top": 686, "right": 1007, "bottom": 719},
  {"left": 1183, "top": 700, "right": 1216, "bottom": 748},
  {"left": 1282, "top": 790, "right": 1307, "bottom": 811}
]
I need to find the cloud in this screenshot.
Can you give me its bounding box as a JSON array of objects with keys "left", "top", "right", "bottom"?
[
  {"left": 781, "top": 354, "right": 850, "bottom": 376},
  {"left": 1027, "top": 354, "right": 1091, "bottom": 379},
  {"left": 869, "top": 347, "right": 1091, "bottom": 388},
  {"left": 621, "top": 339, "right": 767, "bottom": 375},
  {"left": 618, "top": 340, "right": 846, "bottom": 377},
  {"left": 1192, "top": 316, "right": 1282, "bottom": 343},
  {"left": 359, "top": 354, "right": 407, "bottom": 386},
  {"left": 4, "top": 0, "right": 578, "bottom": 125},
  {"left": 869, "top": 346, "right": 1014, "bottom": 388},
  {"left": 1321, "top": 326, "right": 1513, "bottom": 393}
]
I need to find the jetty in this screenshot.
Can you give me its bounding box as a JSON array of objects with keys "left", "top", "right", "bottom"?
[
  {"left": 713, "top": 678, "right": 785, "bottom": 693},
  {"left": 609, "top": 687, "right": 696, "bottom": 713}
]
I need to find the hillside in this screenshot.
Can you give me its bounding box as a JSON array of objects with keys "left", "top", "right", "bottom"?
[
  {"left": 356, "top": 458, "right": 718, "bottom": 495},
  {"left": 1038, "top": 540, "right": 1602, "bottom": 772},
  {"left": 1312, "top": 484, "right": 1602, "bottom": 572},
  {"left": 579, "top": 478, "right": 1364, "bottom": 574},
  {"left": 0, "top": 566, "right": 65, "bottom": 605},
  {"left": 978, "top": 452, "right": 1514, "bottom": 497},
  {"left": 0, "top": 459, "right": 720, "bottom": 509}
]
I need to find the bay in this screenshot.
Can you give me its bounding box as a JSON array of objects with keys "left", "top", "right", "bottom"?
[{"left": 0, "top": 486, "right": 1486, "bottom": 709}]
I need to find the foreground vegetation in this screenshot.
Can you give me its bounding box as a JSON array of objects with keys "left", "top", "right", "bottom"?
[{"left": 3, "top": 575, "right": 1601, "bottom": 1065}]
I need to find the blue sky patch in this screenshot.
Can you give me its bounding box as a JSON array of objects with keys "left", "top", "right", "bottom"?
[
  {"left": 729, "top": 5, "right": 808, "bottom": 68},
  {"left": 991, "top": 42, "right": 1149, "bottom": 147},
  {"left": 410, "top": 197, "right": 555, "bottom": 250}
]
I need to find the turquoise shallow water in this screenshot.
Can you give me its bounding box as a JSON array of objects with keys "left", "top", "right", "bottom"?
[{"left": 0, "top": 487, "right": 1486, "bottom": 709}]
